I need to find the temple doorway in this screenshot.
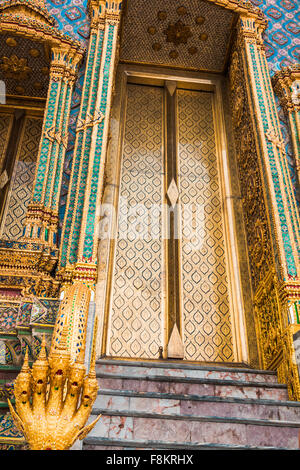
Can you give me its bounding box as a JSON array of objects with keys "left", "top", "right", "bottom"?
[{"left": 98, "top": 68, "right": 251, "bottom": 364}]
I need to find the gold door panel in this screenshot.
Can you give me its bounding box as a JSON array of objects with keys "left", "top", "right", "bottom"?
[
  {"left": 177, "top": 89, "right": 233, "bottom": 361},
  {"left": 107, "top": 84, "right": 165, "bottom": 358}
]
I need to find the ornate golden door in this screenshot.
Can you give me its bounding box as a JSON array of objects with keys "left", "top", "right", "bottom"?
[{"left": 103, "top": 74, "right": 248, "bottom": 364}]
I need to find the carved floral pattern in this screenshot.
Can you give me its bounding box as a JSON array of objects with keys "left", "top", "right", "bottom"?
[{"left": 0, "top": 55, "right": 32, "bottom": 80}]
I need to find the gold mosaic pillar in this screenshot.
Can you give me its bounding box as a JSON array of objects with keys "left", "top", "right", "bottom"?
[
  {"left": 0, "top": 0, "right": 84, "bottom": 290},
  {"left": 57, "top": 1, "right": 122, "bottom": 365},
  {"left": 24, "top": 46, "right": 82, "bottom": 248},
  {"left": 235, "top": 15, "right": 300, "bottom": 398},
  {"left": 272, "top": 65, "right": 300, "bottom": 189},
  {"left": 59, "top": 0, "right": 122, "bottom": 286},
  {"left": 94, "top": 136, "right": 116, "bottom": 358}
]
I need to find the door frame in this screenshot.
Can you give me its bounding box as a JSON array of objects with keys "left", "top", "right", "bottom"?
[{"left": 97, "top": 63, "right": 250, "bottom": 364}]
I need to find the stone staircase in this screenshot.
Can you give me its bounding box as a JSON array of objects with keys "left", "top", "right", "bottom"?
[{"left": 83, "top": 359, "right": 300, "bottom": 450}]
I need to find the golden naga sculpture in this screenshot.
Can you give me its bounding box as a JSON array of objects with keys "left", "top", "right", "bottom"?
[{"left": 7, "top": 322, "right": 101, "bottom": 450}]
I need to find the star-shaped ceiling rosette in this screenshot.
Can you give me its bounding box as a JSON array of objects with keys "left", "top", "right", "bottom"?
[{"left": 147, "top": 6, "right": 209, "bottom": 60}]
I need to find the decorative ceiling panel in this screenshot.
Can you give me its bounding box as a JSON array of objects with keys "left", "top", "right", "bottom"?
[
  {"left": 119, "top": 0, "right": 235, "bottom": 72},
  {"left": 0, "top": 34, "right": 50, "bottom": 98}
]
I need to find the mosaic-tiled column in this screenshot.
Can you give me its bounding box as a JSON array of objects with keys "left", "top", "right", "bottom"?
[
  {"left": 24, "top": 46, "right": 83, "bottom": 248},
  {"left": 238, "top": 16, "right": 300, "bottom": 285},
  {"left": 272, "top": 65, "right": 300, "bottom": 191},
  {"left": 236, "top": 15, "right": 300, "bottom": 397},
  {"left": 59, "top": 0, "right": 122, "bottom": 285}
]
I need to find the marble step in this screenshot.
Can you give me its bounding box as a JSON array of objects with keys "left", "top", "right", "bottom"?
[
  {"left": 95, "top": 389, "right": 300, "bottom": 422},
  {"left": 97, "top": 373, "right": 288, "bottom": 401},
  {"left": 96, "top": 359, "right": 278, "bottom": 384},
  {"left": 85, "top": 411, "right": 300, "bottom": 449},
  {"left": 83, "top": 437, "right": 294, "bottom": 451}
]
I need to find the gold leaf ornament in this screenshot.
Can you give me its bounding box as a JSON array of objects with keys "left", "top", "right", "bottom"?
[{"left": 0, "top": 55, "right": 32, "bottom": 80}]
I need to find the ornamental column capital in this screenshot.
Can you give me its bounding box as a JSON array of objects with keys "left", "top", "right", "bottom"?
[
  {"left": 272, "top": 65, "right": 300, "bottom": 114},
  {"left": 88, "top": 0, "right": 122, "bottom": 30},
  {"left": 49, "top": 46, "right": 83, "bottom": 82},
  {"left": 88, "top": 0, "right": 106, "bottom": 30},
  {"left": 237, "top": 13, "right": 267, "bottom": 47}
]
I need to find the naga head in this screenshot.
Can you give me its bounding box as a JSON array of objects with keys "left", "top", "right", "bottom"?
[{"left": 8, "top": 283, "right": 101, "bottom": 450}]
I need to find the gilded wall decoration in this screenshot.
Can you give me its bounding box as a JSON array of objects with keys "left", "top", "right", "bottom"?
[
  {"left": 229, "top": 46, "right": 282, "bottom": 369},
  {"left": 0, "top": 116, "right": 43, "bottom": 241},
  {"left": 229, "top": 49, "right": 276, "bottom": 282},
  {"left": 0, "top": 112, "right": 13, "bottom": 174},
  {"left": 0, "top": 55, "right": 32, "bottom": 81},
  {"left": 0, "top": 34, "right": 50, "bottom": 98},
  {"left": 277, "top": 325, "right": 300, "bottom": 401},
  {"left": 229, "top": 32, "right": 300, "bottom": 401},
  {"left": 253, "top": 272, "right": 283, "bottom": 369}
]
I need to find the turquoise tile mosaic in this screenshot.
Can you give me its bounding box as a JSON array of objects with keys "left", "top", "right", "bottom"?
[
  {"left": 257, "top": 46, "right": 300, "bottom": 243},
  {"left": 82, "top": 25, "right": 116, "bottom": 261},
  {"left": 33, "top": 80, "right": 59, "bottom": 203},
  {"left": 46, "top": 0, "right": 90, "bottom": 46},
  {"left": 52, "top": 84, "right": 73, "bottom": 211},
  {"left": 45, "top": 0, "right": 90, "bottom": 234},
  {"left": 44, "top": 80, "right": 65, "bottom": 207},
  {"left": 246, "top": 42, "right": 298, "bottom": 277}
]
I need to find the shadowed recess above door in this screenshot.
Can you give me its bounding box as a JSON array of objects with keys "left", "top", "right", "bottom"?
[{"left": 119, "top": 0, "right": 236, "bottom": 73}]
